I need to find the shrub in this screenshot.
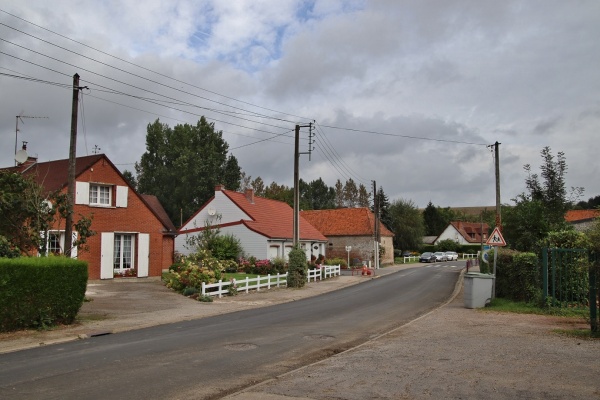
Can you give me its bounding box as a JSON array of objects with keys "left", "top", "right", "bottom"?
[
  {"left": 271, "top": 257, "right": 287, "bottom": 273},
  {"left": 165, "top": 251, "right": 226, "bottom": 293},
  {"left": 0, "top": 256, "right": 88, "bottom": 332},
  {"left": 324, "top": 257, "right": 347, "bottom": 269},
  {"left": 287, "top": 246, "right": 308, "bottom": 288},
  {"left": 494, "top": 249, "right": 541, "bottom": 303}
]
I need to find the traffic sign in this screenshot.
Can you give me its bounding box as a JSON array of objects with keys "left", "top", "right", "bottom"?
[{"left": 486, "top": 227, "right": 506, "bottom": 246}]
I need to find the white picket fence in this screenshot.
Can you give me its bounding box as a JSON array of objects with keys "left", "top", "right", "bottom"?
[
  {"left": 201, "top": 265, "right": 341, "bottom": 298},
  {"left": 307, "top": 264, "right": 341, "bottom": 282}
]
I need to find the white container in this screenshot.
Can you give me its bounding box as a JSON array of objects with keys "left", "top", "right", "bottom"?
[{"left": 464, "top": 272, "right": 494, "bottom": 308}]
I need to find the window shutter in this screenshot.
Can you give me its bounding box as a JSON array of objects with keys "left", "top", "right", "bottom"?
[
  {"left": 75, "top": 182, "right": 90, "bottom": 205},
  {"left": 70, "top": 231, "right": 78, "bottom": 259},
  {"left": 116, "top": 186, "right": 128, "bottom": 207},
  {"left": 101, "top": 232, "right": 115, "bottom": 279},
  {"left": 137, "top": 233, "right": 149, "bottom": 277}
]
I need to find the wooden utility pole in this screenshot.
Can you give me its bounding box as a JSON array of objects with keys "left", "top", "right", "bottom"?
[
  {"left": 64, "top": 73, "right": 80, "bottom": 257},
  {"left": 373, "top": 181, "right": 379, "bottom": 268},
  {"left": 494, "top": 141, "right": 501, "bottom": 229}
]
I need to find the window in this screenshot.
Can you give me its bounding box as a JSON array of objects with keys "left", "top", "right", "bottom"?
[
  {"left": 48, "top": 232, "right": 62, "bottom": 255},
  {"left": 113, "top": 234, "right": 134, "bottom": 272},
  {"left": 89, "top": 184, "right": 111, "bottom": 206}
]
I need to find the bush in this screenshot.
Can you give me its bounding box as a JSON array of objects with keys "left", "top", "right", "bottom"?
[
  {"left": 165, "top": 251, "right": 229, "bottom": 293},
  {"left": 287, "top": 247, "right": 308, "bottom": 288},
  {"left": 494, "top": 249, "right": 541, "bottom": 303},
  {"left": 0, "top": 256, "right": 88, "bottom": 331},
  {"left": 324, "top": 257, "right": 347, "bottom": 269}
]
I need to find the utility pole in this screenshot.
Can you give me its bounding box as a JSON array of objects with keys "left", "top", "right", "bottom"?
[
  {"left": 373, "top": 181, "right": 380, "bottom": 269},
  {"left": 64, "top": 74, "right": 85, "bottom": 257},
  {"left": 292, "top": 122, "right": 313, "bottom": 246},
  {"left": 493, "top": 141, "right": 501, "bottom": 229}
]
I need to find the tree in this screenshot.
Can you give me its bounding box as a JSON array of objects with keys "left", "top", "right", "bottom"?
[
  {"left": 388, "top": 198, "right": 425, "bottom": 252},
  {"left": 374, "top": 186, "right": 392, "bottom": 230},
  {"left": 343, "top": 178, "right": 358, "bottom": 208},
  {"left": 357, "top": 184, "right": 371, "bottom": 208},
  {"left": 0, "top": 171, "right": 95, "bottom": 256},
  {"left": 503, "top": 147, "right": 582, "bottom": 252},
  {"left": 334, "top": 179, "right": 344, "bottom": 208},
  {"left": 122, "top": 170, "right": 137, "bottom": 191},
  {"left": 307, "top": 178, "right": 335, "bottom": 210},
  {"left": 423, "top": 202, "right": 446, "bottom": 236},
  {"left": 263, "top": 182, "right": 293, "bottom": 206},
  {"left": 135, "top": 118, "right": 241, "bottom": 225}
]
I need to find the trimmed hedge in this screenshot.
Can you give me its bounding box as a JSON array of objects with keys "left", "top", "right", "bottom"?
[
  {"left": 0, "top": 257, "right": 88, "bottom": 332},
  {"left": 494, "top": 249, "right": 541, "bottom": 303}
]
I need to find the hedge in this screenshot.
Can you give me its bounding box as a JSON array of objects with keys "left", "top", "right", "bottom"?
[
  {"left": 0, "top": 257, "right": 88, "bottom": 332},
  {"left": 494, "top": 249, "right": 541, "bottom": 303}
]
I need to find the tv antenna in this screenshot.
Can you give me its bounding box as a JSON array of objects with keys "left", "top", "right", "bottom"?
[{"left": 15, "top": 113, "right": 48, "bottom": 165}]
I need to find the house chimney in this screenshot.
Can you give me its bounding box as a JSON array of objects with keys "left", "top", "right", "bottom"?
[
  {"left": 215, "top": 184, "right": 225, "bottom": 192},
  {"left": 245, "top": 188, "right": 254, "bottom": 204}
]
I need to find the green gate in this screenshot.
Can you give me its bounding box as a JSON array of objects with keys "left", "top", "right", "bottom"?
[{"left": 542, "top": 247, "right": 598, "bottom": 333}]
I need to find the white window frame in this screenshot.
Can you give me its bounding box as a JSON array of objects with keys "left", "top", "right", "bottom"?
[
  {"left": 89, "top": 184, "right": 112, "bottom": 206},
  {"left": 42, "top": 230, "right": 78, "bottom": 258}
]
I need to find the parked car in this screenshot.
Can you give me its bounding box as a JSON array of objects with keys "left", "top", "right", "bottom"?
[
  {"left": 434, "top": 252, "right": 448, "bottom": 262},
  {"left": 445, "top": 251, "right": 459, "bottom": 261},
  {"left": 419, "top": 252, "right": 436, "bottom": 263},
  {"left": 401, "top": 251, "right": 413, "bottom": 257}
]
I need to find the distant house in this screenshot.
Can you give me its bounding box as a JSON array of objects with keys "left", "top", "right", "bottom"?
[
  {"left": 176, "top": 186, "right": 328, "bottom": 261},
  {"left": 565, "top": 209, "right": 600, "bottom": 232},
  {"left": 300, "top": 208, "right": 394, "bottom": 266},
  {"left": 3, "top": 154, "right": 177, "bottom": 279},
  {"left": 434, "top": 221, "right": 490, "bottom": 246}
]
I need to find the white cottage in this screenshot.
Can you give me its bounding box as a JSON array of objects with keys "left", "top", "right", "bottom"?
[{"left": 175, "top": 185, "right": 328, "bottom": 260}]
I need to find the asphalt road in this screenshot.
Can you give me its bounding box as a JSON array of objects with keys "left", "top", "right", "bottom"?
[{"left": 0, "top": 264, "right": 463, "bottom": 400}]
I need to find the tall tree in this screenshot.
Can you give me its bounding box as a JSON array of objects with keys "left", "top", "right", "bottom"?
[
  {"left": 250, "top": 176, "right": 265, "bottom": 197},
  {"left": 388, "top": 198, "right": 425, "bottom": 251},
  {"left": 264, "top": 182, "right": 293, "bottom": 206},
  {"left": 334, "top": 179, "right": 344, "bottom": 208},
  {"left": 122, "top": 170, "right": 137, "bottom": 191},
  {"left": 343, "top": 178, "right": 358, "bottom": 208},
  {"left": 423, "top": 201, "right": 446, "bottom": 236},
  {"left": 375, "top": 186, "right": 392, "bottom": 229},
  {"left": 357, "top": 183, "right": 371, "bottom": 208},
  {"left": 504, "top": 147, "right": 582, "bottom": 251},
  {"left": 308, "top": 178, "right": 336, "bottom": 210},
  {"left": 135, "top": 118, "right": 241, "bottom": 225}
]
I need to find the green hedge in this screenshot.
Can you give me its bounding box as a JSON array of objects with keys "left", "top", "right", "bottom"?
[
  {"left": 494, "top": 249, "right": 541, "bottom": 303},
  {"left": 0, "top": 257, "right": 88, "bottom": 332}
]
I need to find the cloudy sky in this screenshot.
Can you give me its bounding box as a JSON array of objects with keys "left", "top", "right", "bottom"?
[{"left": 1, "top": 1, "right": 599, "bottom": 210}]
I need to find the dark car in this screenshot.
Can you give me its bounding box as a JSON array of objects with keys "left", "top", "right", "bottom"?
[{"left": 419, "top": 252, "right": 436, "bottom": 263}]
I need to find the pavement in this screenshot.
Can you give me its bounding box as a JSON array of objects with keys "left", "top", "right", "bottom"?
[{"left": 2, "top": 262, "right": 599, "bottom": 399}]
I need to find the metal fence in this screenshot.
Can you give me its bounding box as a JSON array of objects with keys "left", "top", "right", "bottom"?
[{"left": 542, "top": 247, "right": 598, "bottom": 333}]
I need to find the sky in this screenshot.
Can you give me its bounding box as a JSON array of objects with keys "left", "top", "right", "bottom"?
[{"left": 1, "top": 1, "right": 599, "bottom": 210}]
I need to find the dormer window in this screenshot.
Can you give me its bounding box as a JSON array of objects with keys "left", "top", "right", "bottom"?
[{"left": 90, "top": 184, "right": 111, "bottom": 206}]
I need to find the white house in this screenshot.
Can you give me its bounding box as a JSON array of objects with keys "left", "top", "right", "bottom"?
[
  {"left": 176, "top": 185, "right": 328, "bottom": 260},
  {"left": 434, "top": 221, "right": 490, "bottom": 246}
]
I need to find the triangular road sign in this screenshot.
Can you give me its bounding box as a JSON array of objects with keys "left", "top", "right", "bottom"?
[{"left": 486, "top": 226, "right": 506, "bottom": 246}]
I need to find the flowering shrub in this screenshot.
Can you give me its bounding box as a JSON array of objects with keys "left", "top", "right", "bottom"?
[
  {"left": 114, "top": 268, "right": 137, "bottom": 277},
  {"left": 166, "top": 251, "right": 228, "bottom": 293}
]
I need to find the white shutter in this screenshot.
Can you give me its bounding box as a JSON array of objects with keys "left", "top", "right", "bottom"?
[
  {"left": 101, "top": 232, "right": 114, "bottom": 279},
  {"left": 116, "top": 186, "right": 128, "bottom": 208},
  {"left": 137, "top": 233, "right": 149, "bottom": 277},
  {"left": 70, "top": 231, "right": 78, "bottom": 258},
  {"left": 75, "top": 182, "right": 89, "bottom": 205}
]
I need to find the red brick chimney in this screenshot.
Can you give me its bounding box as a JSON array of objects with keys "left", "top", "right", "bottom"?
[
  {"left": 215, "top": 184, "right": 225, "bottom": 192},
  {"left": 245, "top": 188, "right": 254, "bottom": 204}
]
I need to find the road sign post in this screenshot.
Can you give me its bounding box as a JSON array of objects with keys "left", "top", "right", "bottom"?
[{"left": 485, "top": 227, "right": 507, "bottom": 299}]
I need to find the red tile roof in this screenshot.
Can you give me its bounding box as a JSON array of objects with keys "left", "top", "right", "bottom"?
[
  {"left": 565, "top": 209, "right": 600, "bottom": 222},
  {"left": 446, "top": 221, "right": 490, "bottom": 244},
  {"left": 141, "top": 194, "right": 177, "bottom": 233},
  {"left": 300, "top": 208, "right": 394, "bottom": 237},
  {"left": 221, "top": 189, "right": 327, "bottom": 241}
]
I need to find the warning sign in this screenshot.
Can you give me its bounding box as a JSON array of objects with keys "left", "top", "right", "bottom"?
[{"left": 486, "top": 227, "right": 506, "bottom": 246}]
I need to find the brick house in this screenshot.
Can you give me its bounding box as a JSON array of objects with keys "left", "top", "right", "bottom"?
[
  {"left": 5, "top": 154, "right": 176, "bottom": 279},
  {"left": 434, "top": 221, "right": 490, "bottom": 246},
  {"left": 176, "top": 186, "right": 328, "bottom": 261},
  {"left": 300, "top": 208, "right": 395, "bottom": 266},
  {"left": 565, "top": 209, "right": 600, "bottom": 232}
]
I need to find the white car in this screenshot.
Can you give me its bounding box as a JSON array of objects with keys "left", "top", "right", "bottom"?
[
  {"left": 433, "top": 252, "right": 447, "bottom": 262},
  {"left": 445, "top": 251, "right": 459, "bottom": 261}
]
